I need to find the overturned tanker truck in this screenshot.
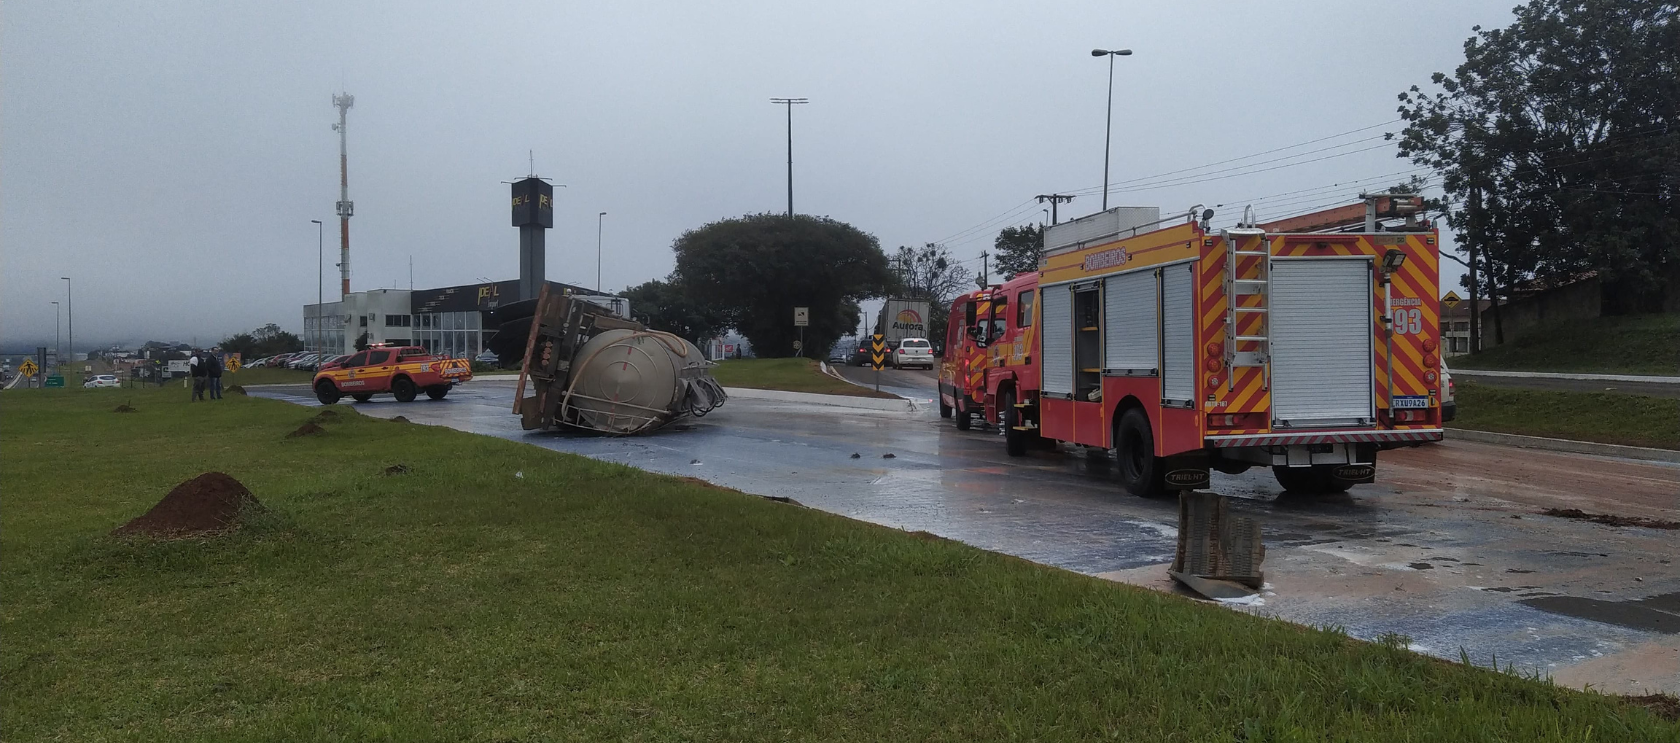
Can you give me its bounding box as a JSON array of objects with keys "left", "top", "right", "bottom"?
[{"left": 486, "top": 286, "right": 727, "bottom": 434}]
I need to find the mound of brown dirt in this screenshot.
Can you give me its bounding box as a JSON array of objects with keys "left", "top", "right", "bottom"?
[
  {"left": 288, "top": 422, "right": 326, "bottom": 438},
  {"left": 312, "top": 409, "right": 341, "bottom": 421},
  {"left": 227, "top": 385, "right": 247, "bottom": 395},
  {"left": 1541, "top": 508, "right": 1679, "bottom": 530},
  {"left": 1627, "top": 693, "right": 1680, "bottom": 721},
  {"left": 112, "top": 472, "right": 262, "bottom": 538},
  {"left": 383, "top": 463, "right": 409, "bottom": 475},
  {"left": 390, "top": 415, "right": 411, "bottom": 423},
  {"left": 113, "top": 403, "right": 137, "bottom": 413}
]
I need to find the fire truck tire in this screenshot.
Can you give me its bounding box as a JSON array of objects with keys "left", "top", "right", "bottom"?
[
  {"left": 351, "top": 393, "right": 373, "bottom": 403},
  {"left": 391, "top": 377, "right": 418, "bottom": 403},
  {"left": 314, "top": 380, "right": 341, "bottom": 405},
  {"left": 939, "top": 398, "right": 953, "bottom": 418},
  {"left": 954, "top": 400, "right": 972, "bottom": 430},
  {"left": 1116, "top": 408, "right": 1166, "bottom": 498},
  {"left": 1271, "top": 466, "right": 1351, "bottom": 495},
  {"left": 425, "top": 385, "right": 449, "bottom": 401},
  {"left": 1002, "top": 391, "right": 1028, "bottom": 457}
]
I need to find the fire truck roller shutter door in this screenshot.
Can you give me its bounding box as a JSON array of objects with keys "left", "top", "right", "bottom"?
[
  {"left": 1041, "top": 285, "right": 1074, "bottom": 396},
  {"left": 1269, "top": 258, "right": 1375, "bottom": 426},
  {"left": 1104, "top": 269, "right": 1158, "bottom": 373},
  {"left": 1161, "top": 263, "right": 1196, "bottom": 403}
]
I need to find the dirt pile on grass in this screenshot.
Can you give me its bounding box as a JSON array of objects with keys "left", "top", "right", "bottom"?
[
  {"left": 227, "top": 385, "right": 247, "bottom": 395},
  {"left": 1627, "top": 693, "right": 1680, "bottom": 721},
  {"left": 390, "top": 415, "right": 411, "bottom": 424},
  {"left": 288, "top": 422, "right": 326, "bottom": 438},
  {"left": 1540, "top": 508, "right": 1679, "bottom": 530},
  {"left": 113, "top": 403, "right": 137, "bottom": 413},
  {"left": 112, "top": 472, "right": 262, "bottom": 538}
]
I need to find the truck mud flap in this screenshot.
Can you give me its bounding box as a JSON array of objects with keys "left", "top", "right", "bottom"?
[{"left": 1161, "top": 452, "right": 1210, "bottom": 490}]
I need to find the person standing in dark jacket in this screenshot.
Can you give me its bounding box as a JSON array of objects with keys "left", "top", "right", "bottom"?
[
  {"left": 206, "top": 348, "right": 224, "bottom": 400},
  {"left": 188, "top": 349, "right": 207, "bottom": 401}
]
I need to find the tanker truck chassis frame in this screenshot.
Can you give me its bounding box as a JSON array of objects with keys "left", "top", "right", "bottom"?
[{"left": 513, "top": 285, "right": 727, "bottom": 434}]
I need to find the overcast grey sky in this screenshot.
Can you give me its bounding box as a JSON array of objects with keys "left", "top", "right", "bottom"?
[{"left": 2, "top": 0, "right": 1514, "bottom": 348}]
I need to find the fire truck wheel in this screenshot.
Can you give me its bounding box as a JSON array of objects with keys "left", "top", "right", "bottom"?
[
  {"left": 954, "top": 400, "right": 972, "bottom": 430},
  {"left": 352, "top": 393, "right": 373, "bottom": 403},
  {"left": 313, "top": 380, "right": 341, "bottom": 405},
  {"left": 1002, "top": 391, "right": 1027, "bottom": 457},
  {"left": 391, "top": 377, "right": 418, "bottom": 403},
  {"left": 939, "top": 398, "right": 953, "bottom": 418},
  {"left": 1271, "top": 466, "right": 1349, "bottom": 495},
  {"left": 1116, "top": 408, "right": 1165, "bottom": 498},
  {"left": 425, "top": 385, "right": 449, "bottom": 401}
]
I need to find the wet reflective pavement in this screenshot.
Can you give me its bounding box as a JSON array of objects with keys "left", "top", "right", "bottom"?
[{"left": 252, "top": 379, "right": 1680, "bottom": 695}]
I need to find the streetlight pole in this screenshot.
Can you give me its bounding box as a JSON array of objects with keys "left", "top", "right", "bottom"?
[
  {"left": 51, "top": 302, "right": 60, "bottom": 367},
  {"left": 311, "top": 219, "right": 323, "bottom": 352},
  {"left": 60, "top": 277, "right": 72, "bottom": 366},
  {"left": 1091, "top": 48, "right": 1132, "bottom": 212},
  {"left": 769, "top": 97, "right": 808, "bottom": 216},
  {"left": 596, "top": 211, "right": 607, "bottom": 292}
]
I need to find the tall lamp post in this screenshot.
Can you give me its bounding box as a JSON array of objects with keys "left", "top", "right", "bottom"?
[
  {"left": 1091, "top": 48, "right": 1133, "bottom": 212},
  {"left": 769, "top": 97, "right": 808, "bottom": 215},
  {"left": 596, "top": 211, "right": 607, "bottom": 291},
  {"left": 51, "top": 301, "right": 60, "bottom": 367},
  {"left": 60, "top": 277, "right": 72, "bottom": 367},
  {"left": 311, "top": 219, "right": 324, "bottom": 352}
]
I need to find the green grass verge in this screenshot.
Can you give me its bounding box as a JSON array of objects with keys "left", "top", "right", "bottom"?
[
  {"left": 1450, "top": 380, "right": 1680, "bottom": 450},
  {"left": 710, "top": 357, "right": 895, "bottom": 398},
  {"left": 1452, "top": 314, "right": 1680, "bottom": 375},
  {"left": 3, "top": 386, "right": 1676, "bottom": 741}
]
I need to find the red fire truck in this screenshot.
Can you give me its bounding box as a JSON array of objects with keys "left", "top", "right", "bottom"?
[{"left": 939, "top": 197, "right": 1444, "bottom": 496}]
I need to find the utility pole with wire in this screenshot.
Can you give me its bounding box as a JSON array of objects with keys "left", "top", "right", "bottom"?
[
  {"left": 769, "top": 97, "right": 808, "bottom": 216},
  {"left": 332, "top": 92, "right": 355, "bottom": 298},
  {"left": 1035, "top": 194, "right": 1075, "bottom": 225}
]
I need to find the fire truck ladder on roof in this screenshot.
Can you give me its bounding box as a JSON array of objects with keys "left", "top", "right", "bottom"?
[{"left": 1223, "top": 219, "right": 1272, "bottom": 391}]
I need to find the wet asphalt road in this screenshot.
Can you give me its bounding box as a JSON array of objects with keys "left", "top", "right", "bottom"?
[{"left": 252, "top": 378, "right": 1680, "bottom": 695}]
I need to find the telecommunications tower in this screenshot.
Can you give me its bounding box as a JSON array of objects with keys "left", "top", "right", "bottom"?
[{"left": 332, "top": 92, "right": 355, "bottom": 297}]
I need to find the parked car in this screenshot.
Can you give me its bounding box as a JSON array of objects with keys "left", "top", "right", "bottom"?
[
  {"left": 316, "top": 354, "right": 352, "bottom": 372},
  {"left": 851, "top": 340, "right": 875, "bottom": 367},
  {"left": 1441, "top": 359, "right": 1456, "bottom": 422},
  {"left": 83, "top": 374, "right": 120, "bottom": 389},
  {"left": 892, "top": 337, "right": 935, "bottom": 370},
  {"left": 287, "top": 353, "right": 322, "bottom": 371},
  {"left": 474, "top": 350, "right": 500, "bottom": 366},
  {"left": 827, "top": 339, "right": 855, "bottom": 364}
]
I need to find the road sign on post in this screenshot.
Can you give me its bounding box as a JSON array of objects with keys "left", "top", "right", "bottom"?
[
  {"left": 18, "top": 358, "right": 38, "bottom": 377},
  {"left": 793, "top": 307, "right": 809, "bottom": 326},
  {"left": 1441, "top": 290, "right": 1461, "bottom": 310},
  {"left": 227, "top": 356, "right": 242, "bottom": 372}
]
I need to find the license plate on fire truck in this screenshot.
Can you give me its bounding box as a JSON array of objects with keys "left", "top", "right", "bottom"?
[{"left": 1391, "top": 395, "right": 1430, "bottom": 409}]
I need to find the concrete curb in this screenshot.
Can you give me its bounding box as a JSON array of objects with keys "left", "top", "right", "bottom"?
[
  {"left": 1453, "top": 369, "right": 1680, "bottom": 384},
  {"left": 722, "top": 386, "right": 912, "bottom": 412},
  {"left": 1445, "top": 427, "right": 1680, "bottom": 464}
]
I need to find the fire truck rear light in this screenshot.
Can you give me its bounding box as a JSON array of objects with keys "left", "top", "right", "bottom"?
[
  {"left": 1424, "top": 370, "right": 1438, "bottom": 384},
  {"left": 1422, "top": 338, "right": 1437, "bottom": 353},
  {"left": 1205, "top": 340, "right": 1223, "bottom": 357},
  {"left": 1206, "top": 356, "right": 1224, "bottom": 373},
  {"left": 1423, "top": 352, "right": 1438, "bottom": 368},
  {"left": 1206, "top": 374, "right": 1221, "bottom": 390}
]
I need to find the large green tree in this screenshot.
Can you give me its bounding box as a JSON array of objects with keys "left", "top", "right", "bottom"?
[
  {"left": 993, "top": 225, "right": 1043, "bottom": 280},
  {"left": 623, "top": 277, "right": 727, "bottom": 347},
  {"left": 1395, "top": 0, "right": 1679, "bottom": 325},
  {"left": 673, "top": 213, "right": 895, "bottom": 357}
]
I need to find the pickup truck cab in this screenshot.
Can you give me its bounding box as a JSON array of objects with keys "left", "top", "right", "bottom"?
[{"left": 312, "top": 345, "right": 471, "bottom": 405}]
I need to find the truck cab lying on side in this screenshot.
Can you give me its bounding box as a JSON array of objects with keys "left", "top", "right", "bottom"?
[{"left": 942, "top": 197, "right": 1445, "bottom": 497}]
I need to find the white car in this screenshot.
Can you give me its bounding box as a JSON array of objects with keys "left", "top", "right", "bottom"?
[
  {"left": 1441, "top": 359, "right": 1456, "bottom": 422},
  {"left": 83, "top": 374, "right": 120, "bottom": 389},
  {"left": 892, "top": 337, "right": 935, "bottom": 370}
]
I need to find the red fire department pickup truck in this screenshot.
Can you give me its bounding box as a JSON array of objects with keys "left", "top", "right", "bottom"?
[{"left": 312, "top": 345, "right": 472, "bottom": 405}]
